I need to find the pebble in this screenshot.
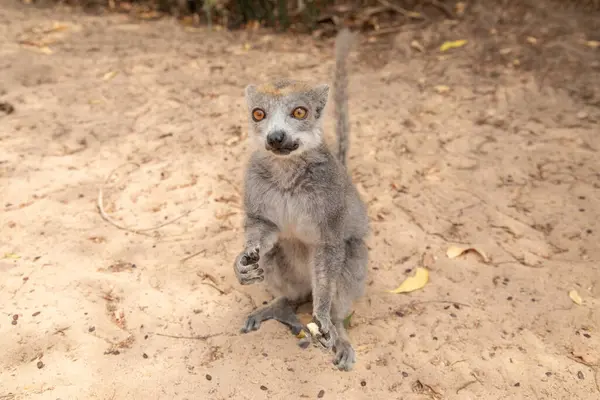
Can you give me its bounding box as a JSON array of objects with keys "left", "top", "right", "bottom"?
[
  {"left": 577, "top": 371, "right": 584, "bottom": 380},
  {"left": 360, "top": 380, "right": 366, "bottom": 387},
  {"left": 317, "top": 389, "right": 325, "bottom": 398},
  {"left": 206, "top": 374, "right": 212, "bottom": 381},
  {"left": 37, "top": 361, "right": 44, "bottom": 369},
  {"left": 260, "top": 385, "right": 268, "bottom": 391}
]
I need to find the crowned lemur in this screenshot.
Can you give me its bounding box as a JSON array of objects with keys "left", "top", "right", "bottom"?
[{"left": 233, "top": 28, "right": 369, "bottom": 372}]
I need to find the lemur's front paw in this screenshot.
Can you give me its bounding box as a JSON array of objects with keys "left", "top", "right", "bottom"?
[
  {"left": 233, "top": 247, "right": 263, "bottom": 285},
  {"left": 307, "top": 315, "right": 337, "bottom": 350}
]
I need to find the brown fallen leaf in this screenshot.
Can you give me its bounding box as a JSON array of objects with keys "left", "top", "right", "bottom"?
[
  {"left": 446, "top": 246, "right": 489, "bottom": 263},
  {"left": 389, "top": 267, "right": 429, "bottom": 294}
]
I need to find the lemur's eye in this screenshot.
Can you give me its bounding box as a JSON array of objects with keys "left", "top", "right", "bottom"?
[
  {"left": 252, "top": 108, "right": 266, "bottom": 122},
  {"left": 292, "top": 107, "right": 308, "bottom": 120}
]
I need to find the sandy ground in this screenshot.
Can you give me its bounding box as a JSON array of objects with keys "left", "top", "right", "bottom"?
[{"left": 1, "top": 2, "right": 600, "bottom": 399}]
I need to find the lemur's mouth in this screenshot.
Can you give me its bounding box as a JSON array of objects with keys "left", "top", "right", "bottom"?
[{"left": 266, "top": 141, "right": 300, "bottom": 155}]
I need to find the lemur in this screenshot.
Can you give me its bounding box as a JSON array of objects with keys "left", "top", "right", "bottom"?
[{"left": 233, "top": 29, "right": 369, "bottom": 372}]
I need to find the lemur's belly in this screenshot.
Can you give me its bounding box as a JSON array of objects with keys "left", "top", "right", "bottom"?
[{"left": 263, "top": 239, "right": 313, "bottom": 301}]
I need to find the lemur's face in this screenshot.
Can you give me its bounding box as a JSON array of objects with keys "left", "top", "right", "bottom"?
[{"left": 244, "top": 79, "right": 329, "bottom": 157}]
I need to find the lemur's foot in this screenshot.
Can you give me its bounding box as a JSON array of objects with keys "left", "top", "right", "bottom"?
[{"left": 240, "top": 297, "right": 304, "bottom": 336}]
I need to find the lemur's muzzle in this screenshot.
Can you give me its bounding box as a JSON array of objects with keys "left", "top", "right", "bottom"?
[{"left": 265, "top": 130, "right": 299, "bottom": 155}]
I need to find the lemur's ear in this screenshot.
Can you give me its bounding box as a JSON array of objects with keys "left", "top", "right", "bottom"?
[
  {"left": 245, "top": 84, "right": 257, "bottom": 103},
  {"left": 311, "top": 84, "right": 329, "bottom": 119}
]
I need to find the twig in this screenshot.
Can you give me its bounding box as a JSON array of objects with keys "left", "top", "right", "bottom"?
[
  {"left": 53, "top": 326, "right": 71, "bottom": 335},
  {"left": 154, "top": 332, "right": 223, "bottom": 340},
  {"left": 424, "top": 0, "right": 454, "bottom": 19},
  {"left": 376, "top": 0, "right": 426, "bottom": 19},
  {"left": 181, "top": 249, "right": 207, "bottom": 263},
  {"left": 97, "top": 162, "right": 204, "bottom": 236},
  {"left": 197, "top": 271, "right": 227, "bottom": 294},
  {"left": 456, "top": 380, "right": 477, "bottom": 394},
  {"left": 411, "top": 300, "right": 471, "bottom": 308}
]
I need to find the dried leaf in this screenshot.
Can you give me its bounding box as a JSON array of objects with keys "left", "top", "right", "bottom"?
[
  {"left": 343, "top": 310, "right": 355, "bottom": 329},
  {"left": 434, "top": 85, "right": 450, "bottom": 94},
  {"left": 439, "top": 40, "right": 467, "bottom": 52},
  {"left": 569, "top": 289, "right": 583, "bottom": 305},
  {"left": 4, "top": 253, "right": 21, "bottom": 259},
  {"left": 296, "top": 329, "right": 307, "bottom": 339},
  {"left": 388, "top": 267, "right": 429, "bottom": 294},
  {"left": 410, "top": 40, "right": 425, "bottom": 52},
  {"left": 446, "top": 246, "right": 489, "bottom": 262},
  {"left": 103, "top": 71, "right": 118, "bottom": 81},
  {"left": 585, "top": 40, "right": 599, "bottom": 49}
]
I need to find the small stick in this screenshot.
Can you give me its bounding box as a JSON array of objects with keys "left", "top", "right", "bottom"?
[{"left": 97, "top": 162, "right": 204, "bottom": 236}]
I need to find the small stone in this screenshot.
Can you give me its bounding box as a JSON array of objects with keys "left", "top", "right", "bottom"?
[
  {"left": 583, "top": 333, "right": 591, "bottom": 338},
  {"left": 142, "top": 353, "right": 148, "bottom": 359},
  {"left": 450, "top": 313, "right": 457, "bottom": 318},
  {"left": 577, "top": 111, "right": 588, "bottom": 119},
  {"left": 144, "top": 335, "right": 148, "bottom": 340},
  {"left": 545, "top": 372, "right": 552, "bottom": 376},
  {"left": 409, "top": 333, "right": 416, "bottom": 338},
  {"left": 260, "top": 385, "right": 268, "bottom": 391},
  {"left": 577, "top": 371, "right": 584, "bottom": 380},
  {"left": 37, "top": 361, "right": 44, "bottom": 369},
  {"left": 317, "top": 389, "right": 325, "bottom": 398},
  {"left": 514, "top": 382, "right": 520, "bottom": 387},
  {"left": 11, "top": 320, "right": 17, "bottom": 325},
  {"left": 206, "top": 374, "right": 212, "bottom": 381},
  {"left": 402, "top": 372, "right": 409, "bottom": 378},
  {"left": 360, "top": 380, "right": 366, "bottom": 387},
  {"left": 32, "top": 311, "right": 41, "bottom": 317},
  {"left": 88, "top": 326, "right": 95, "bottom": 332},
  {"left": 12, "top": 314, "right": 18, "bottom": 321},
  {"left": 507, "top": 296, "right": 513, "bottom": 301}
]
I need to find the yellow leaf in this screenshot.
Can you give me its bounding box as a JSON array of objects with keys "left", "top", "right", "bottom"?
[
  {"left": 103, "top": 71, "right": 118, "bottom": 81},
  {"left": 343, "top": 310, "right": 355, "bottom": 329},
  {"left": 446, "top": 246, "right": 489, "bottom": 263},
  {"left": 439, "top": 40, "right": 467, "bottom": 52},
  {"left": 585, "top": 40, "right": 599, "bottom": 49},
  {"left": 296, "top": 329, "right": 307, "bottom": 339},
  {"left": 526, "top": 36, "right": 537, "bottom": 45},
  {"left": 569, "top": 290, "right": 582, "bottom": 305},
  {"left": 388, "top": 267, "right": 429, "bottom": 294},
  {"left": 434, "top": 85, "right": 450, "bottom": 94},
  {"left": 4, "top": 253, "right": 20, "bottom": 259}
]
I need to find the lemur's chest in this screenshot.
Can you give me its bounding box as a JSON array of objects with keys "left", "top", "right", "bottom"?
[{"left": 261, "top": 187, "right": 320, "bottom": 244}]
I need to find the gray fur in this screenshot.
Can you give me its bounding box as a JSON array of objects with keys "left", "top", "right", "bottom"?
[{"left": 233, "top": 29, "right": 368, "bottom": 372}]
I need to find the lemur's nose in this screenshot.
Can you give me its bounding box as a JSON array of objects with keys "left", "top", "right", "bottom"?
[{"left": 266, "top": 130, "right": 286, "bottom": 148}]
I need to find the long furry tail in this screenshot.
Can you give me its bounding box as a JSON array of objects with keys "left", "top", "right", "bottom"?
[{"left": 333, "top": 28, "right": 355, "bottom": 168}]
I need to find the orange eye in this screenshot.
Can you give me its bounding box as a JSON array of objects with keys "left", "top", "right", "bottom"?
[
  {"left": 292, "top": 107, "right": 308, "bottom": 120},
  {"left": 252, "top": 108, "right": 266, "bottom": 122}
]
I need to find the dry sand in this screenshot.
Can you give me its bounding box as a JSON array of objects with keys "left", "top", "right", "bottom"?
[{"left": 1, "top": 2, "right": 599, "bottom": 399}]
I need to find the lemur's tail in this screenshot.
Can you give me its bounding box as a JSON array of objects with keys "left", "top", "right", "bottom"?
[{"left": 333, "top": 28, "right": 354, "bottom": 168}]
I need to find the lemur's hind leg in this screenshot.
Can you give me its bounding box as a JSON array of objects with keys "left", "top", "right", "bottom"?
[
  {"left": 330, "top": 237, "right": 368, "bottom": 371},
  {"left": 241, "top": 296, "right": 304, "bottom": 335}
]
